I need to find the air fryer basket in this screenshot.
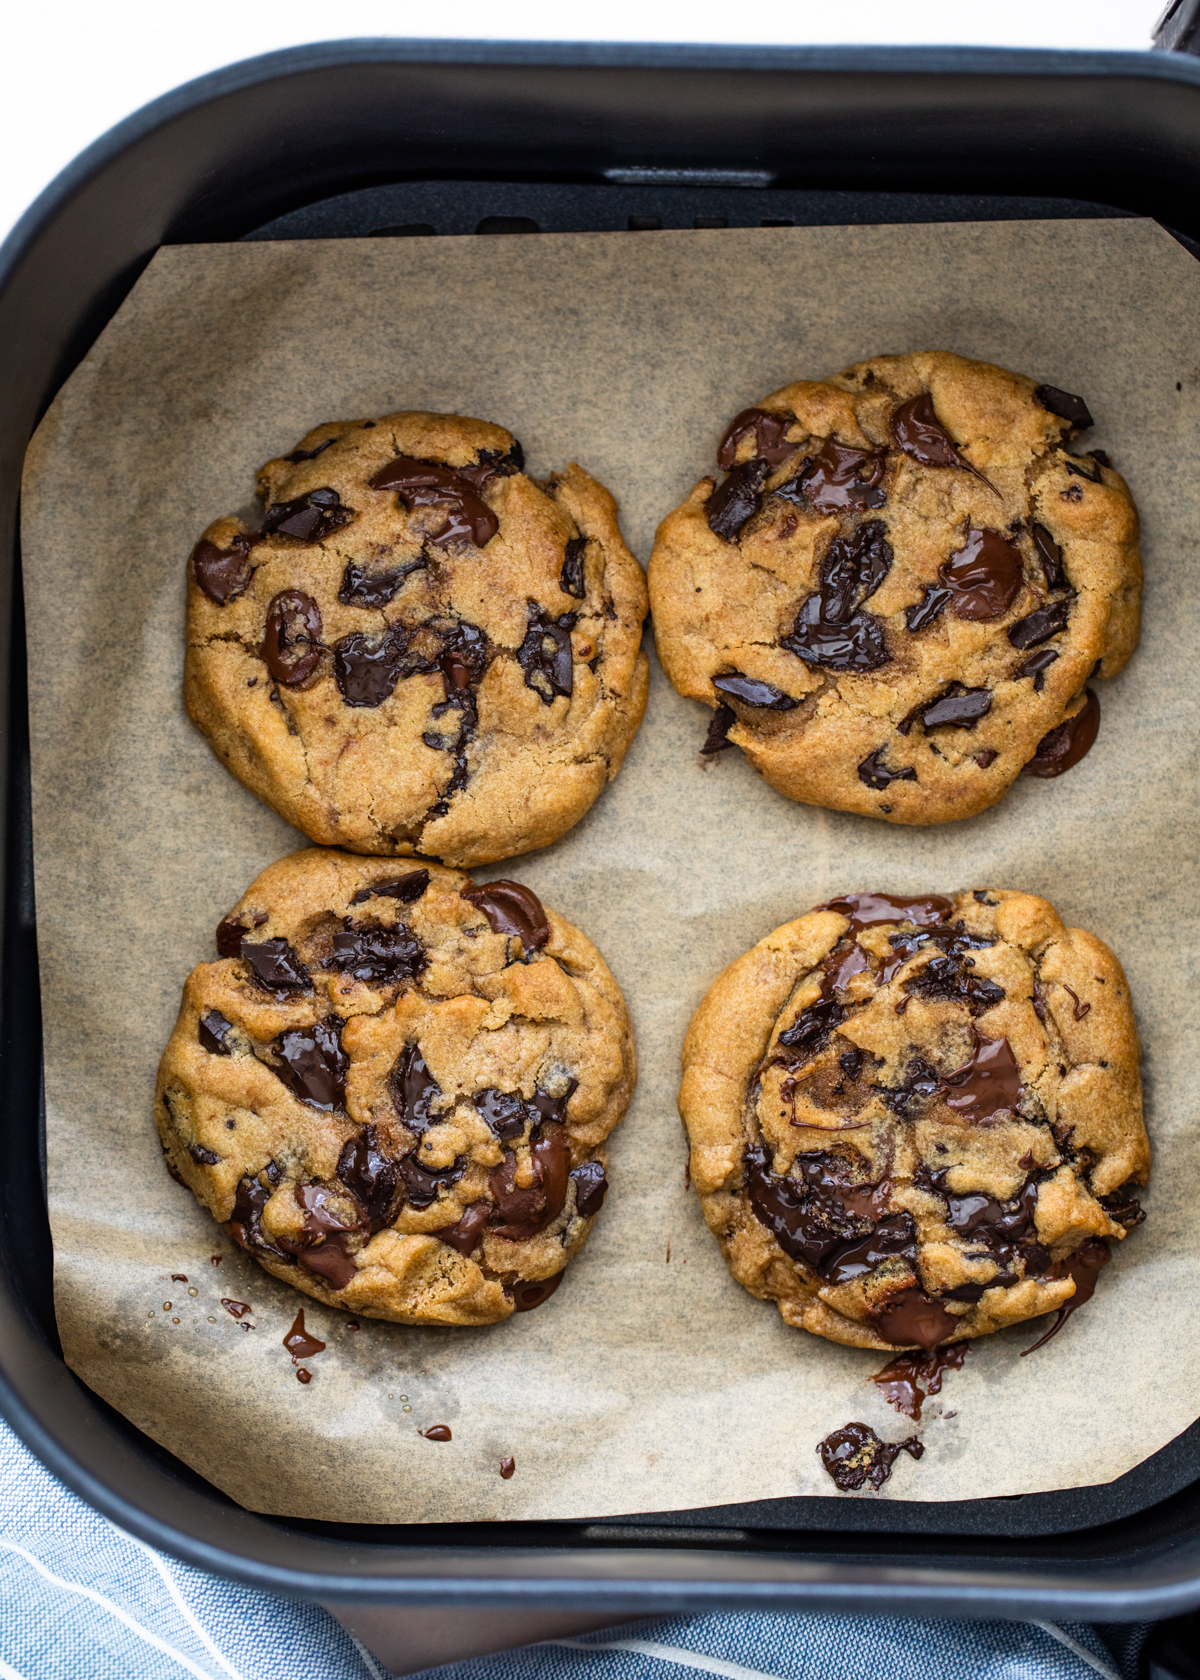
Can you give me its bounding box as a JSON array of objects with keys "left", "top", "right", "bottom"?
[{"left": 3, "top": 40, "right": 1200, "bottom": 1616}]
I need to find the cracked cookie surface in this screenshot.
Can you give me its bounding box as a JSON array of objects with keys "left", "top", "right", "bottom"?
[
  {"left": 680, "top": 889, "right": 1148, "bottom": 1351},
  {"left": 156, "top": 848, "right": 636, "bottom": 1325},
  {"left": 185, "top": 411, "right": 649, "bottom": 866},
  {"left": 648, "top": 352, "right": 1142, "bottom": 824}
]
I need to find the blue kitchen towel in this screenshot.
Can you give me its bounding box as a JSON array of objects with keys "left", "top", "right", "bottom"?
[{"left": 0, "top": 1415, "right": 1150, "bottom": 1680}]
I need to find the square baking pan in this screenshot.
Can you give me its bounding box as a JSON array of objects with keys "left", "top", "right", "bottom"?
[{"left": 4, "top": 38, "right": 1200, "bottom": 1620}]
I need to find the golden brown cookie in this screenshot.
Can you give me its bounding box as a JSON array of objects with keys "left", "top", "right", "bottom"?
[
  {"left": 156, "top": 849, "right": 636, "bottom": 1326},
  {"left": 185, "top": 412, "right": 649, "bottom": 866},
  {"left": 680, "top": 889, "right": 1148, "bottom": 1351},
  {"left": 648, "top": 352, "right": 1141, "bottom": 824}
]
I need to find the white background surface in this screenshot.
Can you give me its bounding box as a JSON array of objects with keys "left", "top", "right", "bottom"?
[{"left": 0, "top": 1, "right": 1168, "bottom": 254}]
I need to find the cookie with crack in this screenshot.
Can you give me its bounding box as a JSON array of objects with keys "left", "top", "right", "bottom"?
[
  {"left": 156, "top": 848, "right": 636, "bottom": 1325},
  {"left": 649, "top": 352, "right": 1141, "bottom": 824},
  {"left": 680, "top": 889, "right": 1148, "bottom": 1351},
  {"left": 185, "top": 412, "right": 649, "bottom": 866}
]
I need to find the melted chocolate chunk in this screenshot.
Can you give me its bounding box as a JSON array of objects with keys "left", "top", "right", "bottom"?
[
  {"left": 518, "top": 605, "right": 574, "bottom": 703},
  {"left": 1022, "top": 1238, "right": 1110, "bottom": 1354},
  {"left": 475, "top": 1088, "right": 529, "bottom": 1142},
  {"left": 899, "top": 684, "right": 992, "bottom": 734},
  {"left": 1023, "top": 690, "right": 1100, "bottom": 778},
  {"left": 1015, "top": 647, "right": 1059, "bottom": 691},
  {"left": 389, "top": 1044, "right": 441, "bottom": 1134},
  {"left": 891, "top": 393, "right": 994, "bottom": 490},
  {"left": 333, "top": 627, "right": 410, "bottom": 707},
  {"left": 1008, "top": 599, "right": 1071, "bottom": 649},
  {"left": 873, "top": 1341, "right": 968, "bottom": 1421},
  {"left": 283, "top": 437, "right": 336, "bottom": 464},
  {"left": 858, "top": 749, "right": 916, "bottom": 790},
  {"left": 337, "top": 1125, "right": 402, "bottom": 1228},
  {"left": 817, "top": 893, "right": 952, "bottom": 933},
  {"left": 262, "top": 487, "right": 353, "bottom": 543},
  {"left": 514, "top": 1273, "right": 563, "bottom": 1311},
  {"left": 717, "top": 408, "right": 797, "bottom": 470},
  {"left": 871, "top": 1288, "right": 960, "bottom": 1351},
  {"left": 369, "top": 456, "right": 498, "bottom": 548},
  {"left": 880, "top": 1054, "right": 942, "bottom": 1119},
  {"left": 783, "top": 523, "right": 893, "bottom": 673},
  {"left": 199, "top": 1009, "right": 235, "bottom": 1055},
  {"left": 1031, "top": 523, "right": 1069, "bottom": 591},
  {"left": 918, "top": 1164, "right": 1040, "bottom": 1269},
  {"left": 1034, "top": 385, "right": 1094, "bottom": 430},
  {"left": 350, "top": 870, "right": 429, "bottom": 905},
  {"left": 937, "top": 528, "right": 1024, "bottom": 621},
  {"left": 1099, "top": 1185, "right": 1145, "bottom": 1230},
  {"left": 216, "top": 909, "right": 267, "bottom": 958},
  {"left": 263, "top": 590, "right": 323, "bottom": 687},
  {"left": 905, "top": 585, "right": 953, "bottom": 633},
  {"left": 227, "top": 1174, "right": 278, "bottom": 1254},
  {"left": 744, "top": 1143, "right": 910, "bottom": 1280},
  {"left": 795, "top": 438, "right": 887, "bottom": 514},
  {"left": 432, "top": 1200, "right": 490, "bottom": 1257},
  {"left": 330, "top": 919, "right": 427, "bottom": 983},
  {"left": 819, "top": 521, "right": 893, "bottom": 620},
  {"left": 821, "top": 1213, "right": 922, "bottom": 1285},
  {"left": 701, "top": 704, "right": 736, "bottom": 755},
  {"left": 190, "top": 1143, "right": 220, "bottom": 1166},
  {"left": 708, "top": 458, "right": 768, "bottom": 542},
  {"left": 779, "top": 996, "right": 847, "bottom": 1057},
  {"left": 941, "top": 1034, "right": 1024, "bottom": 1122},
  {"left": 282, "top": 1308, "right": 326, "bottom": 1360},
  {"left": 338, "top": 559, "right": 425, "bottom": 607},
  {"left": 273, "top": 1019, "right": 347, "bottom": 1112},
  {"left": 571, "top": 1160, "right": 608, "bottom": 1218},
  {"left": 712, "top": 673, "right": 799, "bottom": 710},
  {"left": 488, "top": 1130, "right": 572, "bottom": 1239},
  {"left": 397, "top": 1152, "right": 466, "bottom": 1209},
  {"left": 561, "top": 536, "right": 587, "bottom": 598},
  {"left": 280, "top": 1183, "right": 362, "bottom": 1289},
  {"left": 818, "top": 1422, "right": 923, "bottom": 1491},
  {"left": 786, "top": 600, "right": 890, "bottom": 672},
  {"left": 193, "top": 536, "right": 254, "bottom": 604},
  {"left": 461, "top": 881, "right": 550, "bottom": 951},
  {"left": 240, "top": 937, "right": 312, "bottom": 998},
  {"left": 839, "top": 1047, "right": 866, "bottom": 1081},
  {"left": 458, "top": 442, "right": 525, "bottom": 486},
  {"left": 903, "top": 954, "right": 1005, "bottom": 1016}
]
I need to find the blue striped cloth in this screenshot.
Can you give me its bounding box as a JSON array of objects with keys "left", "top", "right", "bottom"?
[{"left": 0, "top": 1415, "right": 1149, "bottom": 1680}]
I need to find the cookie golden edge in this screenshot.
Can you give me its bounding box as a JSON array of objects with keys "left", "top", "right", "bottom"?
[
  {"left": 649, "top": 351, "right": 1142, "bottom": 826},
  {"left": 679, "top": 889, "right": 1148, "bottom": 1351},
  {"left": 184, "top": 411, "right": 649, "bottom": 867},
  {"left": 155, "top": 847, "right": 637, "bottom": 1326}
]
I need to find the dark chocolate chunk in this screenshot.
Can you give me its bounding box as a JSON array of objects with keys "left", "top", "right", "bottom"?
[
  {"left": 1065, "top": 454, "right": 1102, "bottom": 483},
  {"left": 900, "top": 684, "right": 993, "bottom": 734},
  {"left": 880, "top": 1054, "right": 942, "bottom": 1119},
  {"left": 193, "top": 536, "right": 254, "bottom": 605},
  {"left": 263, "top": 589, "right": 323, "bottom": 688},
  {"left": 338, "top": 559, "right": 425, "bottom": 607},
  {"left": 240, "top": 937, "right": 312, "bottom": 998},
  {"left": 216, "top": 909, "right": 266, "bottom": 958},
  {"left": 818, "top": 521, "right": 893, "bottom": 621},
  {"left": 744, "top": 1142, "right": 908, "bottom": 1280},
  {"left": 937, "top": 529, "right": 1024, "bottom": 621},
  {"left": 890, "top": 393, "right": 994, "bottom": 491},
  {"left": 871, "top": 1288, "right": 960, "bottom": 1351},
  {"left": 905, "top": 586, "right": 953, "bottom": 633},
  {"left": 517, "top": 605, "right": 574, "bottom": 704},
  {"left": 1008, "top": 599, "right": 1071, "bottom": 649},
  {"left": 940, "top": 1034, "right": 1024, "bottom": 1122},
  {"left": 273, "top": 1019, "right": 348, "bottom": 1112},
  {"left": 1030, "top": 523, "right": 1069, "bottom": 591},
  {"left": 903, "top": 954, "right": 1005, "bottom": 1017},
  {"left": 431, "top": 1200, "right": 491, "bottom": 1257},
  {"left": 337, "top": 1125, "right": 402, "bottom": 1228},
  {"left": 283, "top": 437, "right": 336, "bottom": 464},
  {"left": 475, "top": 1088, "right": 529, "bottom": 1141},
  {"left": 199, "top": 1009, "right": 235, "bottom": 1055},
  {"left": 708, "top": 458, "right": 768, "bottom": 542},
  {"left": 330, "top": 917, "right": 426, "bottom": 983},
  {"left": 227, "top": 1173, "right": 284, "bottom": 1255},
  {"left": 456, "top": 442, "right": 525, "bottom": 487},
  {"left": 701, "top": 704, "right": 736, "bottom": 755},
  {"left": 1099, "top": 1184, "right": 1145, "bottom": 1230},
  {"left": 794, "top": 438, "right": 887, "bottom": 514},
  {"left": 189, "top": 1143, "right": 220, "bottom": 1166},
  {"left": 333, "top": 627, "right": 410, "bottom": 707},
  {"left": 779, "top": 996, "right": 846, "bottom": 1057},
  {"left": 821, "top": 1213, "right": 922, "bottom": 1286},
  {"left": 570, "top": 1160, "right": 608, "bottom": 1218},
  {"left": 858, "top": 749, "right": 916, "bottom": 790},
  {"left": 712, "top": 673, "right": 800, "bottom": 710},
  {"left": 1022, "top": 690, "right": 1100, "bottom": 778},
  {"left": 279, "top": 1183, "right": 363, "bottom": 1289},
  {"left": 1014, "top": 647, "right": 1059, "bottom": 691},
  {"left": 513, "top": 1273, "right": 563, "bottom": 1311},
  {"left": 1034, "top": 385, "right": 1094, "bottom": 430},
  {"left": 461, "top": 881, "right": 550, "bottom": 951},
  {"left": 389, "top": 1043, "right": 441, "bottom": 1134},
  {"left": 262, "top": 487, "right": 353, "bottom": 543},
  {"left": 369, "top": 455, "right": 498, "bottom": 548},
  {"left": 839, "top": 1047, "right": 865, "bottom": 1082},
  {"left": 561, "top": 536, "right": 587, "bottom": 598},
  {"left": 785, "top": 597, "right": 889, "bottom": 672},
  {"left": 488, "top": 1130, "right": 572, "bottom": 1239},
  {"left": 717, "top": 408, "right": 797, "bottom": 470},
  {"left": 350, "top": 870, "right": 429, "bottom": 906},
  {"left": 397, "top": 1152, "right": 466, "bottom": 1209},
  {"left": 783, "top": 522, "right": 892, "bottom": 673},
  {"left": 817, "top": 1421, "right": 923, "bottom": 1491}
]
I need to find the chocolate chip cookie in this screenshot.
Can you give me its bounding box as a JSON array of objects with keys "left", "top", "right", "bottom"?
[
  {"left": 680, "top": 890, "right": 1148, "bottom": 1351},
  {"left": 649, "top": 353, "right": 1141, "bottom": 824},
  {"left": 185, "top": 413, "right": 649, "bottom": 866},
  {"left": 156, "top": 849, "right": 636, "bottom": 1325}
]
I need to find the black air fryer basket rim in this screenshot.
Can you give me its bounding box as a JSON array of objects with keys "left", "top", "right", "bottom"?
[{"left": 4, "top": 38, "right": 1200, "bottom": 1613}]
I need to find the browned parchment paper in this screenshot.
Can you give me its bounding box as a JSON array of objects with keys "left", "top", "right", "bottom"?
[{"left": 20, "top": 220, "right": 1200, "bottom": 1520}]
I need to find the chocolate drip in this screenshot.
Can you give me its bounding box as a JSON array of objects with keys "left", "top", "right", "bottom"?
[
  {"left": 420, "top": 1425, "right": 453, "bottom": 1441},
  {"left": 199, "top": 1009, "right": 235, "bottom": 1055},
  {"left": 1031, "top": 523, "right": 1069, "bottom": 591},
  {"left": 793, "top": 438, "right": 887, "bottom": 514},
  {"left": 518, "top": 605, "right": 575, "bottom": 703},
  {"left": 708, "top": 458, "right": 768, "bottom": 542},
  {"left": 891, "top": 393, "right": 996, "bottom": 491},
  {"left": 873, "top": 1340, "right": 968, "bottom": 1420},
  {"left": 712, "top": 673, "right": 799, "bottom": 710},
  {"left": 338, "top": 559, "right": 425, "bottom": 606},
  {"left": 1034, "top": 385, "right": 1094, "bottom": 430},
  {"left": 461, "top": 881, "right": 550, "bottom": 952},
  {"left": 818, "top": 1422, "right": 923, "bottom": 1491},
  {"left": 337, "top": 1125, "right": 402, "bottom": 1229},
  {"left": 937, "top": 528, "right": 1024, "bottom": 621},
  {"left": 370, "top": 456, "right": 498, "bottom": 548},
  {"left": 282, "top": 1308, "right": 326, "bottom": 1360},
  {"left": 941, "top": 1034, "right": 1024, "bottom": 1122},
  {"left": 488, "top": 1130, "right": 572, "bottom": 1239},
  {"left": 717, "top": 408, "right": 797, "bottom": 469},
  {"left": 871, "top": 1288, "right": 960, "bottom": 1351},
  {"left": 1008, "top": 599, "right": 1071, "bottom": 649},
  {"left": 561, "top": 536, "right": 587, "bottom": 598},
  {"left": 240, "top": 937, "right": 312, "bottom": 998},
  {"left": 263, "top": 590, "right": 322, "bottom": 687},
  {"left": 262, "top": 487, "right": 354, "bottom": 543},
  {"left": 272, "top": 1019, "right": 348, "bottom": 1112},
  {"left": 1023, "top": 691, "right": 1100, "bottom": 778},
  {"left": 193, "top": 536, "right": 254, "bottom": 604},
  {"left": 389, "top": 1044, "right": 441, "bottom": 1135},
  {"left": 1022, "top": 1238, "right": 1110, "bottom": 1354},
  {"left": 350, "top": 870, "right": 429, "bottom": 905},
  {"left": 330, "top": 919, "right": 427, "bottom": 983}
]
